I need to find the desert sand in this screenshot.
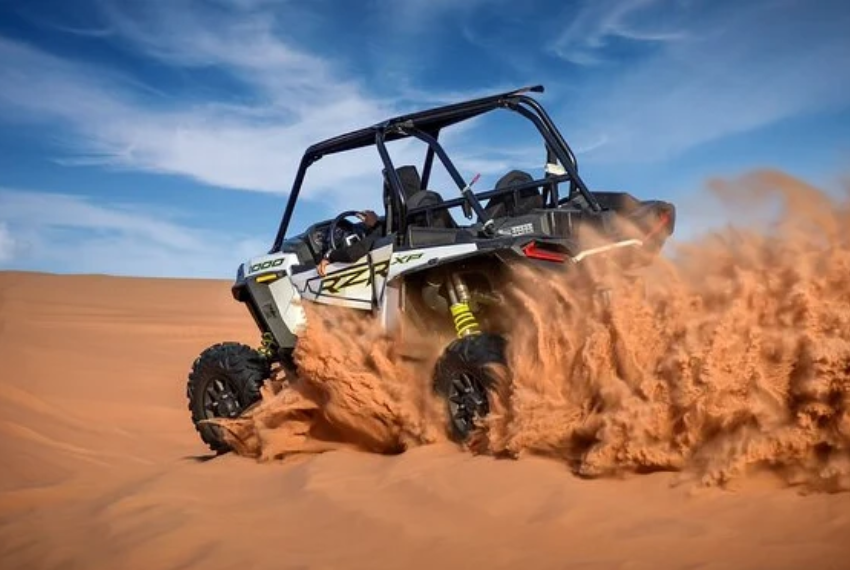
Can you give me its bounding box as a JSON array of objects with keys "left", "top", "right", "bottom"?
[
  {"left": 2, "top": 171, "right": 850, "bottom": 570},
  {"left": 0, "top": 268, "right": 847, "bottom": 570}
]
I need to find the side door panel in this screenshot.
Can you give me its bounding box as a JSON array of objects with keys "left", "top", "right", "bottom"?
[
  {"left": 289, "top": 236, "right": 396, "bottom": 312},
  {"left": 366, "top": 238, "right": 395, "bottom": 309},
  {"left": 290, "top": 260, "right": 374, "bottom": 311}
]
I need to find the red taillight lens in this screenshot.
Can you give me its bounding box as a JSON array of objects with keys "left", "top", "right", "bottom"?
[
  {"left": 644, "top": 210, "right": 672, "bottom": 239},
  {"left": 522, "top": 242, "right": 568, "bottom": 262}
]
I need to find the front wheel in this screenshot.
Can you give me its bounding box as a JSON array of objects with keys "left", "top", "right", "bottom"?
[
  {"left": 432, "top": 333, "right": 508, "bottom": 442},
  {"left": 186, "top": 342, "right": 270, "bottom": 453}
]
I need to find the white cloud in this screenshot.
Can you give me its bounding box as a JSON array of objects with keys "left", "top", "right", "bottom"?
[
  {"left": 3, "top": 0, "right": 847, "bottom": 219},
  {"left": 0, "top": 2, "right": 421, "bottom": 209},
  {"left": 0, "top": 223, "right": 15, "bottom": 263},
  {"left": 93, "top": 0, "right": 330, "bottom": 99},
  {"left": 0, "top": 188, "right": 264, "bottom": 278},
  {"left": 0, "top": 4, "right": 537, "bottom": 219}
]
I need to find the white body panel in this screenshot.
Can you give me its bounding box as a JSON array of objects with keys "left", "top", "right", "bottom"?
[
  {"left": 237, "top": 241, "right": 481, "bottom": 346},
  {"left": 288, "top": 242, "right": 479, "bottom": 312},
  {"left": 385, "top": 243, "right": 479, "bottom": 281},
  {"left": 244, "top": 251, "right": 301, "bottom": 277},
  {"left": 380, "top": 279, "right": 403, "bottom": 335},
  {"left": 289, "top": 253, "right": 377, "bottom": 311},
  {"left": 268, "top": 277, "right": 308, "bottom": 336},
  {"left": 238, "top": 235, "right": 647, "bottom": 348}
]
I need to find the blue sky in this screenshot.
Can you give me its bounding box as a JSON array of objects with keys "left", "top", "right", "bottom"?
[{"left": 0, "top": 0, "right": 848, "bottom": 278}]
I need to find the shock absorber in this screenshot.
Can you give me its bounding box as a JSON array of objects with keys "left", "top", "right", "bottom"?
[
  {"left": 257, "top": 331, "right": 277, "bottom": 359},
  {"left": 447, "top": 272, "right": 480, "bottom": 337}
]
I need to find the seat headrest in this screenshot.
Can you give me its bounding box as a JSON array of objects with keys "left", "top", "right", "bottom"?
[
  {"left": 383, "top": 165, "right": 422, "bottom": 200},
  {"left": 495, "top": 169, "right": 534, "bottom": 190}
]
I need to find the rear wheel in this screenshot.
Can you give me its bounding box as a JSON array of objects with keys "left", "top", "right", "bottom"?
[
  {"left": 433, "top": 333, "right": 508, "bottom": 442},
  {"left": 186, "top": 342, "right": 270, "bottom": 453}
]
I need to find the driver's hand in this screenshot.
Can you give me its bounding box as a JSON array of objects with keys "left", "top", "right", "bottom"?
[
  {"left": 357, "top": 210, "right": 378, "bottom": 228},
  {"left": 317, "top": 257, "right": 329, "bottom": 277}
]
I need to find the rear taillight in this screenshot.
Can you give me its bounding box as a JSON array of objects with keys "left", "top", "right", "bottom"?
[
  {"left": 644, "top": 208, "right": 673, "bottom": 240},
  {"left": 522, "top": 242, "right": 568, "bottom": 262}
]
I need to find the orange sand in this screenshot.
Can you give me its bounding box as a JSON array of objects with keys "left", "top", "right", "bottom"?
[{"left": 2, "top": 169, "right": 849, "bottom": 569}]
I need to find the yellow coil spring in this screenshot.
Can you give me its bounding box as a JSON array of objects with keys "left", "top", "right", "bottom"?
[
  {"left": 258, "top": 332, "right": 276, "bottom": 358},
  {"left": 450, "top": 302, "right": 480, "bottom": 337}
]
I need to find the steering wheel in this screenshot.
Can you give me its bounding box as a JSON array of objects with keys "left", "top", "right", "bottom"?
[{"left": 326, "top": 210, "right": 364, "bottom": 251}]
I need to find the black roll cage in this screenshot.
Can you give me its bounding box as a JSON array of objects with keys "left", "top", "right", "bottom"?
[{"left": 270, "top": 85, "right": 602, "bottom": 253}]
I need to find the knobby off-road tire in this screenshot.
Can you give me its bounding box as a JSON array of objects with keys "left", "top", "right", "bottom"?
[
  {"left": 433, "top": 333, "right": 508, "bottom": 443},
  {"left": 186, "top": 342, "right": 270, "bottom": 453}
]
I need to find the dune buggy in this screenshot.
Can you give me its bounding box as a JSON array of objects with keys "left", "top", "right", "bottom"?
[{"left": 186, "top": 85, "right": 676, "bottom": 452}]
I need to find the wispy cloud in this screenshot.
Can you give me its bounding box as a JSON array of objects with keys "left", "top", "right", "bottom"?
[
  {"left": 94, "top": 0, "right": 330, "bottom": 100},
  {"left": 0, "top": 188, "right": 264, "bottom": 278},
  {"left": 0, "top": 1, "right": 421, "bottom": 210},
  {"left": 549, "top": 0, "right": 689, "bottom": 66},
  {"left": 0, "top": 222, "right": 15, "bottom": 263},
  {"left": 1, "top": 0, "right": 848, "bottom": 214},
  {"left": 0, "top": 0, "right": 543, "bottom": 214},
  {"left": 556, "top": 0, "right": 850, "bottom": 163}
]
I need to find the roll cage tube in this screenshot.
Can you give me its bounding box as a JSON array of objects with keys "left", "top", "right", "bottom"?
[
  {"left": 391, "top": 96, "right": 599, "bottom": 215},
  {"left": 506, "top": 97, "right": 596, "bottom": 207},
  {"left": 513, "top": 95, "right": 589, "bottom": 203},
  {"left": 271, "top": 152, "right": 314, "bottom": 255},
  {"left": 379, "top": 115, "right": 597, "bottom": 238},
  {"left": 420, "top": 141, "right": 437, "bottom": 192},
  {"left": 269, "top": 87, "right": 602, "bottom": 253},
  {"left": 391, "top": 124, "right": 494, "bottom": 236},
  {"left": 515, "top": 95, "right": 579, "bottom": 171},
  {"left": 376, "top": 131, "right": 405, "bottom": 239}
]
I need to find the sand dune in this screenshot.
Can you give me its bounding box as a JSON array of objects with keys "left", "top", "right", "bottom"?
[{"left": 0, "top": 264, "right": 848, "bottom": 569}]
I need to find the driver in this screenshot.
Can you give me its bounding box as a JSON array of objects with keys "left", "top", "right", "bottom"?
[{"left": 317, "top": 209, "right": 380, "bottom": 276}]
